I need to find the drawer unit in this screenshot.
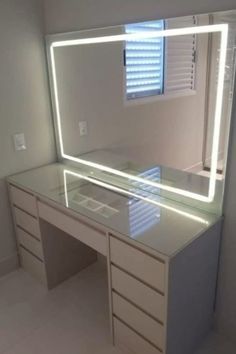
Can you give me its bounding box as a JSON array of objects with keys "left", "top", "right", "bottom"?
[
  {"left": 38, "top": 202, "right": 107, "bottom": 256},
  {"left": 20, "top": 246, "right": 46, "bottom": 285},
  {"left": 114, "top": 318, "right": 162, "bottom": 354},
  {"left": 110, "top": 236, "right": 165, "bottom": 293},
  {"left": 111, "top": 265, "right": 165, "bottom": 323},
  {"left": 17, "top": 227, "right": 43, "bottom": 260},
  {"left": 14, "top": 207, "right": 40, "bottom": 239},
  {"left": 112, "top": 292, "right": 164, "bottom": 350},
  {"left": 10, "top": 185, "right": 37, "bottom": 216},
  {"left": 7, "top": 165, "right": 222, "bottom": 354}
]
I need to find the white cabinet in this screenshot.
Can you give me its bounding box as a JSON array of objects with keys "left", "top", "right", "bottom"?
[
  {"left": 110, "top": 236, "right": 165, "bottom": 292},
  {"left": 8, "top": 181, "right": 221, "bottom": 354},
  {"left": 109, "top": 229, "right": 221, "bottom": 354},
  {"left": 114, "top": 318, "right": 162, "bottom": 354},
  {"left": 9, "top": 184, "right": 98, "bottom": 289},
  {"left": 111, "top": 265, "right": 165, "bottom": 322}
]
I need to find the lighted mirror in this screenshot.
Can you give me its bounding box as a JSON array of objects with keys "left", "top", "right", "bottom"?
[{"left": 47, "top": 11, "right": 236, "bottom": 214}]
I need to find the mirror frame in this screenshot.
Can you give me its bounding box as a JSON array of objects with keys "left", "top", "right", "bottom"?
[{"left": 46, "top": 22, "right": 229, "bottom": 204}]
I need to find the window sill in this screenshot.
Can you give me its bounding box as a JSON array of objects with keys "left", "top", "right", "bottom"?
[{"left": 123, "top": 89, "right": 197, "bottom": 107}]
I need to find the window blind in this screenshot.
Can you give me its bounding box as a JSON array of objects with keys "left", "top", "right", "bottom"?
[
  {"left": 164, "top": 16, "right": 197, "bottom": 94},
  {"left": 125, "top": 20, "right": 165, "bottom": 100},
  {"left": 129, "top": 167, "right": 161, "bottom": 238}
]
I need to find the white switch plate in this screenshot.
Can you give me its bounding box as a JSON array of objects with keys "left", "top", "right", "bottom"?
[
  {"left": 79, "top": 121, "right": 88, "bottom": 136},
  {"left": 13, "top": 133, "right": 26, "bottom": 151}
]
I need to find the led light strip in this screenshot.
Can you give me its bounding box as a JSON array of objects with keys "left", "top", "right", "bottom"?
[
  {"left": 63, "top": 169, "right": 209, "bottom": 225},
  {"left": 49, "top": 24, "right": 228, "bottom": 203},
  {"left": 51, "top": 24, "right": 227, "bottom": 47}
]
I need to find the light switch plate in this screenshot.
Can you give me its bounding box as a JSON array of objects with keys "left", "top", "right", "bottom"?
[
  {"left": 13, "top": 133, "right": 26, "bottom": 151},
  {"left": 79, "top": 121, "right": 88, "bottom": 136}
]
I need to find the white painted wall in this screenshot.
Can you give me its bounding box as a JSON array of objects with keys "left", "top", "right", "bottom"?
[
  {"left": 0, "top": 0, "right": 56, "bottom": 276},
  {"left": 43, "top": 0, "right": 236, "bottom": 34},
  {"left": 43, "top": 0, "right": 236, "bottom": 343}
]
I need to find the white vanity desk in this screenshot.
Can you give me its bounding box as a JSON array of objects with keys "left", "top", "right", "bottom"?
[{"left": 7, "top": 163, "right": 221, "bottom": 354}]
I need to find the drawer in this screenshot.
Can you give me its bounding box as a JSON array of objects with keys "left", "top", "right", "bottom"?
[
  {"left": 10, "top": 185, "right": 37, "bottom": 216},
  {"left": 112, "top": 292, "right": 164, "bottom": 349},
  {"left": 14, "top": 207, "right": 40, "bottom": 239},
  {"left": 38, "top": 202, "right": 107, "bottom": 256},
  {"left": 114, "top": 317, "right": 161, "bottom": 354},
  {"left": 20, "top": 247, "right": 47, "bottom": 285},
  {"left": 110, "top": 236, "right": 165, "bottom": 293},
  {"left": 111, "top": 265, "right": 165, "bottom": 323},
  {"left": 17, "top": 227, "right": 43, "bottom": 260}
]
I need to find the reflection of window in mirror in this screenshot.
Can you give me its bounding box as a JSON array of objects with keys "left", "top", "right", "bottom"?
[
  {"left": 128, "top": 166, "right": 161, "bottom": 238},
  {"left": 124, "top": 16, "right": 197, "bottom": 101}
]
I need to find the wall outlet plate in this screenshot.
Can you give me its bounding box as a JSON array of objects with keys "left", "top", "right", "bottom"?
[
  {"left": 79, "top": 121, "right": 88, "bottom": 136},
  {"left": 13, "top": 133, "right": 26, "bottom": 151}
]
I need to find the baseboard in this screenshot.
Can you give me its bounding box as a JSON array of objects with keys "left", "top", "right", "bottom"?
[{"left": 0, "top": 253, "right": 19, "bottom": 278}]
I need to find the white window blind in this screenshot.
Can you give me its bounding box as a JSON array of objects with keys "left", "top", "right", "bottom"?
[
  {"left": 129, "top": 167, "right": 161, "bottom": 238},
  {"left": 164, "top": 16, "right": 197, "bottom": 94},
  {"left": 124, "top": 16, "right": 197, "bottom": 100},
  {"left": 125, "top": 20, "right": 165, "bottom": 100}
]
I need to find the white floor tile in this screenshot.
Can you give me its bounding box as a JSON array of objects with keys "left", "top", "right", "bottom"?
[
  {"left": 0, "top": 263, "right": 235, "bottom": 354},
  {"left": 0, "top": 263, "right": 122, "bottom": 354}
]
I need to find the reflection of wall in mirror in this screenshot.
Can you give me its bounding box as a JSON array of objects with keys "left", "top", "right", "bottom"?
[{"left": 55, "top": 15, "right": 210, "bottom": 173}]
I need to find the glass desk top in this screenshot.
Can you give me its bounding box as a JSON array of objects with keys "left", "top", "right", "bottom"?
[{"left": 8, "top": 163, "right": 220, "bottom": 257}]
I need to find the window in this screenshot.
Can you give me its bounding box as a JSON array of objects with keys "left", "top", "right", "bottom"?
[
  {"left": 125, "top": 20, "right": 165, "bottom": 100},
  {"left": 124, "top": 16, "right": 197, "bottom": 100}
]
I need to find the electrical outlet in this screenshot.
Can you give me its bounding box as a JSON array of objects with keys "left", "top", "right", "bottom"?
[
  {"left": 79, "top": 121, "right": 88, "bottom": 136},
  {"left": 13, "top": 133, "right": 26, "bottom": 151}
]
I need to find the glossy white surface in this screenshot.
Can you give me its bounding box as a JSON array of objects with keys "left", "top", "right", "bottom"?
[{"left": 8, "top": 163, "right": 220, "bottom": 257}]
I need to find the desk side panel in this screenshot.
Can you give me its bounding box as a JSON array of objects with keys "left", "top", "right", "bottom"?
[{"left": 166, "top": 221, "right": 222, "bottom": 354}]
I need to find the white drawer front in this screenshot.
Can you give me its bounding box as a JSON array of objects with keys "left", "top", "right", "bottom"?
[
  {"left": 17, "top": 227, "right": 43, "bottom": 260},
  {"left": 111, "top": 265, "right": 165, "bottom": 323},
  {"left": 38, "top": 202, "right": 107, "bottom": 256},
  {"left": 10, "top": 185, "right": 37, "bottom": 216},
  {"left": 20, "top": 247, "right": 46, "bottom": 285},
  {"left": 110, "top": 236, "right": 165, "bottom": 293},
  {"left": 14, "top": 207, "right": 40, "bottom": 239},
  {"left": 114, "top": 318, "right": 161, "bottom": 354},
  {"left": 112, "top": 292, "right": 164, "bottom": 350}
]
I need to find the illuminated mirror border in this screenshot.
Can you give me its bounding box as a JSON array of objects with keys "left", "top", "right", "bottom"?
[{"left": 47, "top": 23, "right": 229, "bottom": 203}]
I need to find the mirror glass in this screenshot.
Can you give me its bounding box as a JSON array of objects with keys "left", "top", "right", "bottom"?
[{"left": 47, "top": 11, "right": 236, "bottom": 214}]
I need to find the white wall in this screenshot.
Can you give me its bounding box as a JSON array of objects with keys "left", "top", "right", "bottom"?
[
  {"left": 43, "top": 0, "right": 236, "bottom": 343},
  {"left": 0, "top": 0, "right": 56, "bottom": 276},
  {"left": 43, "top": 0, "right": 236, "bottom": 34}
]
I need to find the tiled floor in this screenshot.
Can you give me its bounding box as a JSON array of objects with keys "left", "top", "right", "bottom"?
[{"left": 0, "top": 263, "right": 235, "bottom": 354}]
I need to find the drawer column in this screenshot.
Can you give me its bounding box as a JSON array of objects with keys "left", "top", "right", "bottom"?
[{"left": 109, "top": 234, "right": 167, "bottom": 354}]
